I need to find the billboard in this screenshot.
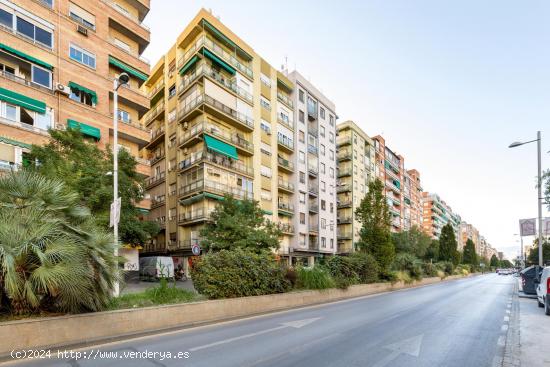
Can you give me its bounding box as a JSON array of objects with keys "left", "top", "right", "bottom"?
[{"left": 519, "top": 218, "right": 536, "bottom": 236}]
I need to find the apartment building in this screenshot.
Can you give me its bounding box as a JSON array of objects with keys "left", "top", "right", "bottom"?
[
  {"left": 140, "top": 9, "right": 336, "bottom": 267},
  {"left": 288, "top": 71, "right": 337, "bottom": 264},
  {"left": 403, "top": 169, "right": 423, "bottom": 230},
  {"left": 335, "top": 120, "right": 375, "bottom": 253},
  {"left": 458, "top": 221, "right": 480, "bottom": 252},
  {"left": 0, "top": 0, "right": 151, "bottom": 177},
  {"left": 421, "top": 192, "right": 461, "bottom": 239}
]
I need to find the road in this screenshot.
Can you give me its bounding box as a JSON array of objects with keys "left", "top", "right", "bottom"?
[{"left": 6, "top": 274, "right": 516, "bottom": 367}]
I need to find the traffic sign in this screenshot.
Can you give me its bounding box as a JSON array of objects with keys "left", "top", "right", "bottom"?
[{"left": 191, "top": 243, "right": 201, "bottom": 256}]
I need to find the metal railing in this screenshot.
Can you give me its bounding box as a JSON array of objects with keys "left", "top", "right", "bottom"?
[
  {"left": 277, "top": 91, "right": 293, "bottom": 109},
  {"left": 308, "top": 164, "right": 318, "bottom": 176},
  {"left": 277, "top": 179, "right": 294, "bottom": 192},
  {"left": 178, "top": 94, "right": 254, "bottom": 130},
  {"left": 179, "top": 179, "right": 253, "bottom": 200},
  {"left": 278, "top": 222, "right": 294, "bottom": 234},
  {"left": 0, "top": 70, "right": 54, "bottom": 94},
  {"left": 337, "top": 200, "right": 352, "bottom": 207},
  {"left": 178, "top": 207, "right": 212, "bottom": 224},
  {"left": 145, "top": 171, "right": 165, "bottom": 187},
  {"left": 179, "top": 120, "right": 253, "bottom": 152},
  {"left": 337, "top": 216, "right": 352, "bottom": 224},
  {"left": 277, "top": 116, "right": 294, "bottom": 131},
  {"left": 309, "top": 202, "right": 319, "bottom": 212},
  {"left": 277, "top": 156, "right": 294, "bottom": 171},
  {"left": 146, "top": 80, "right": 164, "bottom": 98},
  {"left": 150, "top": 125, "right": 165, "bottom": 140},
  {"left": 278, "top": 201, "right": 294, "bottom": 212},
  {"left": 308, "top": 185, "right": 319, "bottom": 195},
  {"left": 179, "top": 150, "right": 254, "bottom": 177},
  {"left": 337, "top": 231, "right": 352, "bottom": 239},
  {"left": 309, "top": 224, "right": 319, "bottom": 233},
  {"left": 142, "top": 101, "right": 164, "bottom": 125},
  {"left": 277, "top": 135, "right": 294, "bottom": 151},
  {"left": 151, "top": 195, "right": 165, "bottom": 207},
  {"left": 307, "top": 144, "right": 318, "bottom": 155}
]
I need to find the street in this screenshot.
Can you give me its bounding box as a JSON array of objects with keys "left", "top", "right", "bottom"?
[{"left": 6, "top": 274, "right": 516, "bottom": 367}]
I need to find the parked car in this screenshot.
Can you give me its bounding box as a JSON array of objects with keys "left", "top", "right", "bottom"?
[
  {"left": 520, "top": 266, "right": 541, "bottom": 295},
  {"left": 139, "top": 256, "right": 174, "bottom": 280},
  {"left": 536, "top": 266, "right": 550, "bottom": 315}
]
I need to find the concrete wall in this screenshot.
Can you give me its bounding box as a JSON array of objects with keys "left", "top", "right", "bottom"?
[{"left": 0, "top": 274, "right": 473, "bottom": 357}]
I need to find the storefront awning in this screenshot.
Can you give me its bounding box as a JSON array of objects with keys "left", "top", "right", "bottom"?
[
  {"left": 67, "top": 119, "right": 101, "bottom": 140},
  {"left": 109, "top": 56, "right": 148, "bottom": 82},
  {"left": 0, "top": 87, "right": 46, "bottom": 114},
  {"left": 204, "top": 135, "right": 238, "bottom": 160},
  {"left": 0, "top": 43, "right": 53, "bottom": 70},
  {"left": 202, "top": 48, "right": 236, "bottom": 75},
  {"left": 179, "top": 55, "right": 200, "bottom": 75},
  {"left": 68, "top": 82, "right": 98, "bottom": 105}
]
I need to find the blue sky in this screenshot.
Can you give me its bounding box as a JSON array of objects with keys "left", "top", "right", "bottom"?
[{"left": 142, "top": 0, "right": 550, "bottom": 259}]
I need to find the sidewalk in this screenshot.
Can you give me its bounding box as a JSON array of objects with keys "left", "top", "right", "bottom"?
[{"left": 518, "top": 279, "right": 550, "bottom": 366}]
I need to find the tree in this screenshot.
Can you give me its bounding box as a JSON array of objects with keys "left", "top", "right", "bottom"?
[
  {"left": 462, "top": 239, "right": 478, "bottom": 266},
  {"left": 200, "top": 195, "right": 282, "bottom": 253},
  {"left": 0, "top": 171, "right": 119, "bottom": 314},
  {"left": 438, "top": 223, "right": 459, "bottom": 265},
  {"left": 392, "top": 226, "right": 431, "bottom": 258},
  {"left": 527, "top": 239, "right": 550, "bottom": 265},
  {"left": 27, "top": 128, "right": 158, "bottom": 246},
  {"left": 425, "top": 239, "right": 440, "bottom": 261},
  {"left": 490, "top": 254, "right": 499, "bottom": 267},
  {"left": 500, "top": 259, "right": 513, "bottom": 268},
  {"left": 355, "top": 179, "right": 395, "bottom": 272}
]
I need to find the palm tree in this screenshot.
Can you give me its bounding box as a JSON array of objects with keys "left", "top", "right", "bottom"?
[{"left": 0, "top": 171, "right": 119, "bottom": 314}]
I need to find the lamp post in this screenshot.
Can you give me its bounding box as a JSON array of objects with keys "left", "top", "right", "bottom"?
[
  {"left": 112, "top": 73, "right": 130, "bottom": 297},
  {"left": 509, "top": 131, "right": 543, "bottom": 267},
  {"left": 514, "top": 233, "right": 524, "bottom": 268}
]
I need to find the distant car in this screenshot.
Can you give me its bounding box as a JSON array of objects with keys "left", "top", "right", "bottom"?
[{"left": 536, "top": 266, "right": 550, "bottom": 315}]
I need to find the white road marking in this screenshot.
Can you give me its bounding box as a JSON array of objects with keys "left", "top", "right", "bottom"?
[
  {"left": 503, "top": 316, "right": 509, "bottom": 322},
  {"left": 501, "top": 324, "right": 509, "bottom": 332},
  {"left": 372, "top": 335, "right": 424, "bottom": 367},
  {"left": 497, "top": 335, "right": 506, "bottom": 347}
]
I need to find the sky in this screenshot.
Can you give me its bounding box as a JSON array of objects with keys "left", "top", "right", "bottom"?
[{"left": 142, "top": 0, "right": 550, "bottom": 260}]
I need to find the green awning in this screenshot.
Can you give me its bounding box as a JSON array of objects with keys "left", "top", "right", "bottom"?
[
  {"left": 0, "top": 136, "right": 31, "bottom": 149},
  {"left": 179, "top": 55, "right": 200, "bottom": 75},
  {"left": 277, "top": 78, "right": 293, "bottom": 92},
  {"left": 204, "top": 192, "right": 225, "bottom": 201},
  {"left": 204, "top": 135, "right": 238, "bottom": 160},
  {"left": 108, "top": 56, "right": 148, "bottom": 82},
  {"left": 202, "top": 48, "right": 236, "bottom": 75},
  {"left": 0, "top": 43, "right": 53, "bottom": 70},
  {"left": 201, "top": 19, "right": 253, "bottom": 61},
  {"left": 0, "top": 87, "right": 46, "bottom": 114},
  {"left": 67, "top": 119, "right": 101, "bottom": 140},
  {"left": 262, "top": 209, "right": 273, "bottom": 215},
  {"left": 278, "top": 210, "right": 293, "bottom": 217},
  {"left": 179, "top": 192, "right": 225, "bottom": 206},
  {"left": 68, "top": 82, "right": 98, "bottom": 105},
  {"left": 137, "top": 208, "right": 150, "bottom": 214}
]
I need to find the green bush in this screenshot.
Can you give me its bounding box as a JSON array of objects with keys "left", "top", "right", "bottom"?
[
  {"left": 454, "top": 264, "right": 470, "bottom": 276},
  {"left": 422, "top": 262, "right": 439, "bottom": 277},
  {"left": 326, "top": 256, "right": 359, "bottom": 285},
  {"left": 109, "top": 279, "right": 197, "bottom": 309},
  {"left": 285, "top": 267, "right": 298, "bottom": 287},
  {"left": 349, "top": 252, "right": 379, "bottom": 284},
  {"left": 296, "top": 266, "right": 335, "bottom": 290},
  {"left": 393, "top": 253, "right": 423, "bottom": 280},
  {"left": 393, "top": 270, "right": 413, "bottom": 284},
  {"left": 436, "top": 261, "right": 454, "bottom": 275},
  {"left": 190, "top": 248, "right": 291, "bottom": 299}
]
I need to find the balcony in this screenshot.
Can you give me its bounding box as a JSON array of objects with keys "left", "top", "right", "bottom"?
[
  {"left": 177, "top": 34, "right": 253, "bottom": 80},
  {"left": 337, "top": 231, "right": 352, "bottom": 240},
  {"left": 178, "top": 179, "right": 253, "bottom": 201},
  {"left": 178, "top": 94, "right": 254, "bottom": 131},
  {"left": 308, "top": 237, "right": 319, "bottom": 251},
  {"left": 142, "top": 101, "right": 164, "bottom": 127},
  {"left": 107, "top": 37, "right": 150, "bottom": 66},
  {"left": 178, "top": 207, "right": 212, "bottom": 225},
  {"left": 278, "top": 222, "right": 294, "bottom": 235},
  {"left": 178, "top": 62, "right": 253, "bottom": 104},
  {"left": 179, "top": 150, "right": 254, "bottom": 178},
  {"left": 277, "top": 135, "right": 294, "bottom": 153},
  {"left": 336, "top": 184, "right": 351, "bottom": 193},
  {"left": 175, "top": 239, "right": 200, "bottom": 251},
  {"left": 337, "top": 199, "right": 352, "bottom": 208},
  {"left": 337, "top": 242, "right": 353, "bottom": 254},
  {"left": 147, "top": 80, "right": 164, "bottom": 99},
  {"left": 152, "top": 216, "right": 166, "bottom": 229},
  {"left": 386, "top": 180, "right": 401, "bottom": 194},
  {"left": 277, "top": 116, "right": 294, "bottom": 131},
  {"left": 337, "top": 216, "right": 352, "bottom": 224},
  {"left": 179, "top": 120, "right": 253, "bottom": 155},
  {"left": 277, "top": 156, "right": 294, "bottom": 172},
  {"left": 309, "top": 224, "right": 319, "bottom": 234},
  {"left": 277, "top": 91, "right": 293, "bottom": 109},
  {"left": 337, "top": 150, "right": 352, "bottom": 161},
  {"left": 336, "top": 136, "right": 352, "bottom": 147},
  {"left": 145, "top": 171, "right": 165, "bottom": 188},
  {"left": 0, "top": 70, "right": 53, "bottom": 95},
  {"left": 146, "top": 125, "right": 165, "bottom": 148},
  {"left": 307, "top": 144, "right": 318, "bottom": 156},
  {"left": 309, "top": 201, "right": 319, "bottom": 213},
  {"left": 307, "top": 101, "right": 318, "bottom": 121},
  {"left": 337, "top": 168, "right": 352, "bottom": 177},
  {"left": 308, "top": 124, "right": 318, "bottom": 137},
  {"left": 308, "top": 185, "right": 318, "bottom": 196},
  {"left": 102, "top": 0, "right": 150, "bottom": 31},
  {"left": 150, "top": 195, "right": 165, "bottom": 209},
  {"left": 277, "top": 201, "right": 294, "bottom": 214},
  {"left": 307, "top": 164, "right": 318, "bottom": 177},
  {"left": 278, "top": 179, "right": 295, "bottom": 193}
]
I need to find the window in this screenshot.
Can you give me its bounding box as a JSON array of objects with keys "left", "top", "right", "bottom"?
[
  {"left": 320, "top": 144, "right": 325, "bottom": 155},
  {"left": 70, "top": 44, "right": 96, "bottom": 68},
  {"left": 260, "top": 119, "right": 271, "bottom": 134},
  {"left": 168, "top": 61, "right": 176, "bottom": 77},
  {"left": 299, "top": 130, "right": 305, "bottom": 143},
  {"left": 330, "top": 238, "right": 334, "bottom": 249},
  {"left": 261, "top": 189, "right": 271, "bottom": 201},
  {"left": 299, "top": 192, "right": 305, "bottom": 204},
  {"left": 320, "top": 107, "right": 325, "bottom": 119},
  {"left": 329, "top": 115, "right": 334, "bottom": 126},
  {"left": 117, "top": 109, "right": 130, "bottom": 123},
  {"left": 0, "top": 9, "right": 13, "bottom": 28},
  {"left": 329, "top": 168, "right": 334, "bottom": 178},
  {"left": 260, "top": 165, "right": 272, "bottom": 178},
  {"left": 260, "top": 73, "right": 271, "bottom": 87},
  {"left": 299, "top": 151, "right": 305, "bottom": 163},
  {"left": 299, "top": 171, "right": 305, "bottom": 184},
  {"left": 114, "top": 38, "right": 130, "bottom": 52},
  {"left": 299, "top": 110, "right": 304, "bottom": 123},
  {"left": 321, "top": 200, "right": 326, "bottom": 210},
  {"left": 69, "top": 88, "right": 94, "bottom": 106},
  {"left": 168, "top": 109, "right": 176, "bottom": 122},
  {"left": 16, "top": 16, "right": 53, "bottom": 48},
  {"left": 4, "top": 103, "right": 16, "bottom": 121},
  {"left": 320, "top": 126, "right": 325, "bottom": 137},
  {"left": 329, "top": 150, "right": 334, "bottom": 160},
  {"left": 169, "top": 183, "right": 176, "bottom": 196},
  {"left": 330, "top": 203, "right": 334, "bottom": 213},
  {"left": 321, "top": 163, "right": 325, "bottom": 174},
  {"left": 260, "top": 142, "right": 271, "bottom": 155},
  {"left": 299, "top": 89, "right": 304, "bottom": 103},
  {"left": 300, "top": 213, "right": 305, "bottom": 224},
  {"left": 260, "top": 97, "right": 271, "bottom": 110},
  {"left": 321, "top": 181, "right": 326, "bottom": 192},
  {"left": 321, "top": 237, "right": 326, "bottom": 248},
  {"left": 69, "top": 3, "right": 95, "bottom": 30},
  {"left": 329, "top": 132, "right": 334, "bottom": 143},
  {"left": 31, "top": 65, "right": 51, "bottom": 88},
  {"left": 168, "top": 85, "right": 176, "bottom": 98}
]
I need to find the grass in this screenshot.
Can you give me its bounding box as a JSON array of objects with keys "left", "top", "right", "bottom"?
[{"left": 296, "top": 266, "right": 335, "bottom": 290}]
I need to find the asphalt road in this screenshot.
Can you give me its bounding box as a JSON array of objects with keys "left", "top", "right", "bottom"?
[{"left": 6, "top": 274, "right": 516, "bottom": 367}]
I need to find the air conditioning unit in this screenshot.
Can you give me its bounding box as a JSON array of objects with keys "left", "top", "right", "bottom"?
[
  {"left": 76, "top": 25, "right": 88, "bottom": 36},
  {"left": 55, "top": 83, "right": 71, "bottom": 95}
]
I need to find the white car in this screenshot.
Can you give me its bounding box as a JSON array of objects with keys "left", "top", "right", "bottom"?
[{"left": 536, "top": 266, "right": 550, "bottom": 316}]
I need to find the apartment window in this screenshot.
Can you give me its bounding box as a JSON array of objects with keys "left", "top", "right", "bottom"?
[
  {"left": 299, "top": 192, "right": 306, "bottom": 204},
  {"left": 330, "top": 203, "right": 334, "bottom": 213},
  {"left": 321, "top": 237, "right": 326, "bottom": 248},
  {"left": 329, "top": 132, "right": 334, "bottom": 143},
  {"left": 299, "top": 130, "right": 305, "bottom": 143},
  {"left": 168, "top": 61, "right": 176, "bottom": 78},
  {"left": 330, "top": 238, "right": 334, "bottom": 249},
  {"left": 329, "top": 167, "right": 334, "bottom": 178},
  {"left": 299, "top": 151, "right": 305, "bottom": 163},
  {"left": 168, "top": 109, "right": 176, "bottom": 122},
  {"left": 321, "top": 200, "right": 326, "bottom": 210},
  {"left": 260, "top": 73, "right": 271, "bottom": 87},
  {"left": 320, "top": 107, "right": 325, "bottom": 119},
  {"left": 321, "top": 181, "right": 326, "bottom": 192},
  {"left": 279, "top": 111, "right": 290, "bottom": 124},
  {"left": 321, "top": 163, "right": 325, "bottom": 174},
  {"left": 0, "top": 9, "right": 12, "bottom": 28},
  {"left": 260, "top": 142, "right": 271, "bottom": 156},
  {"left": 320, "top": 126, "right": 325, "bottom": 137},
  {"left": 117, "top": 109, "right": 130, "bottom": 123},
  {"left": 70, "top": 44, "right": 96, "bottom": 68},
  {"left": 260, "top": 97, "right": 271, "bottom": 111},
  {"left": 31, "top": 65, "right": 51, "bottom": 88},
  {"left": 69, "top": 87, "right": 94, "bottom": 106},
  {"left": 260, "top": 119, "right": 271, "bottom": 134},
  {"left": 321, "top": 219, "right": 327, "bottom": 230},
  {"left": 299, "top": 171, "right": 305, "bottom": 184},
  {"left": 168, "top": 85, "right": 176, "bottom": 99},
  {"left": 2, "top": 102, "right": 52, "bottom": 130},
  {"left": 299, "top": 89, "right": 304, "bottom": 103},
  {"left": 260, "top": 165, "right": 272, "bottom": 178},
  {"left": 261, "top": 189, "right": 271, "bottom": 201},
  {"left": 320, "top": 144, "right": 325, "bottom": 155},
  {"left": 299, "top": 110, "right": 304, "bottom": 123},
  {"left": 3, "top": 102, "right": 16, "bottom": 121},
  {"left": 329, "top": 150, "right": 334, "bottom": 160},
  {"left": 69, "top": 3, "right": 95, "bottom": 30},
  {"left": 113, "top": 38, "right": 130, "bottom": 53},
  {"left": 169, "top": 183, "right": 176, "bottom": 196},
  {"left": 329, "top": 115, "right": 334, "bottom": 126},
  {"left": 16, "top": 16, "right": 53, "bottom": 48},
  {"left": 300, "top": 212, "right": 305, "bottom": 224}
]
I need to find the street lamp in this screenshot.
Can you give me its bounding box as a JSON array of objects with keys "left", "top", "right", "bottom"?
[
  {"left": 509, "top": 131, "right": 543, "bottom": 267},
  {"left": 112, "top": 73, "right": 130, "bottom": 297},
  {"left": 514, "top": 233, "right": 525, "bottom": 268}
]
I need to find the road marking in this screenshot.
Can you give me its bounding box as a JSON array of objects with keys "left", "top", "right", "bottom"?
[
  {"left": 497, "top": 335, "right": 506, "bottom": 347},
  {"left": 189, "top": 317, "right": 321, "bottom": 352},
  {"left": 501, "top": 324, "right": 508, "bottom": 332},
  {"left": 503, "top": 316, "right": 509, "bottom": 322},
  {"left": 373, "top": 335, "right": 423, "bottom": 367}
]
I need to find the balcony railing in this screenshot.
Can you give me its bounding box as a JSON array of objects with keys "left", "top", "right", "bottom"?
[
  {"left": 178, "top": 207, "right": 212, "bottom": 224},
  {"left": 308, "top": 164, "right": 318, "bottom": 176},
  {"left": 337, "top": 150, "right": 352, "bottom": 161},
  {"left": 337, "top": 216, "right": 352, "bottom": 224},
  {"left": 0, "top": 70, "right": 54, "bottom": 94},
  {"left": 179, "top": 179, "right": 253, "bottom": 200},
  {"left": 150, "top": 125, "right": 165, "bottom": 140},
  {"left": 277, "top": 116, "right": 294, "bottom": 130},
  {"left": 151, "top": 195, "right": 165, "bottom": 208},
  {"left": 142, "top": 101, "right": 164, "bottom": 126},
  {"left": 145, "top": 171, "right": 165, "bottom": 187},
  {"left": 277, "top": 156, "right": 294, "bottom": 171},
  {"left": 179, "top": 120, "right": 253, "bottom": 153},
  {"left": 110, "top": 113, "right": 150, "bottom": 133},
  {"left": 150, "top": 153, "right": 165, "bottom": 165},
  {"left": 147, "top": 80, "right": 164, "bottom": 98},
  {"left": 108, "top": 38, "right": 151, "bottom": 64},
  {"left": 336, "top": 185, "right": 350, "bottom": 193},
  {"left": 278, "top": 179, "right": 294, "bottom": 192},
  {"left": 176, "top": 239, "right": 200, "bottom": 250},
  {"left": 278, "top": 201, "right": 294, "bottom": 212},
  {"left": 179, "top": 150, "right": 254, "bottom": 177},
  {"left": 178, "top": 94, "right": 254, "bottom": 130},
  {"left": 177, "top": 34, "right": 253, "bottom": 79},
  {"left": 277, "top": 135, "right": 294, "bottom": 151},
  {"left": 277, "top": 91, "right": 293, "bottom": 109},
  {"left": 338, "top": 168, "right": 352, "bottom": 177},
  {"left": 309, "top": 224, "right": 319, "bottom": 233},
  {"left": 337, "top": 200, "right": 352, "bottom": 208},
  {"left": 337, "top": 231, "right": 352, "bottom": 239},
  {"left": 336, "top": 136, "right": 352, "bottom": 147},
  {"left": 308, "top": 185, "right": 319, "bottom": 196},
  {"left": 278, "top": 222, "right": 294, "bottom": 234},
  {"left": 179, "top": 62, "right": 253, "bottom": 103},
  {"left": 101, "top": 0, "right": 150, "bottom": 31},
  {"left": 309, "top": 202, "right": 319, "bottom": 212},
  {"left": 308, "top": 238, "right": 319, "bottom": 251},
  {"left": 307, "top": 144, "right": 318, "bottom": 155}
]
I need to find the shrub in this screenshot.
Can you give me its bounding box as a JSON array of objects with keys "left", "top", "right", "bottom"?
[
  {"left": 436, "top": 261, "right": 454, "bottom": 275},
  {"left": 296, "top": 266, "right": 335, "bottom": 290},
  {"left": 454, "top": 264, "right": 470, "bottom": 276},
  {"left": 349, "top": 252, "right": 379, "bottom": 284},
  {"left": 285, "top": 267, "right": 298, "bottom": 287},
  {"left": 393, "top": 270, "right": 413, "bottom": 284},
  {"left": 422, "top": 262, "right": 439, "bottom": 277},
  {"left": 190, "top": 248, "right": 290, "bottom": 299},
  {"left": 326, "top": 256, "right": 359, "bottom": 285},
  {"left": 109, "top": 280, "right": 197, "bottom": 310},
  {"left": 393, "top": 253, "right": 423, "bottom": 280}
]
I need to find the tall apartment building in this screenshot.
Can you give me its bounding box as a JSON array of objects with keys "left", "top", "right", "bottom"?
[
  {"left": 140, "top": 9, "right": 336, "bottom": 267},
  {"left": 335, "top": 120, "right": 376, "bottom": 253},
  {"left": 403, "top": 169, "right": 423, "bottom": 230},
  {"left": 289, "top": 71, "right": 338, "bottom": 264},
  {"left": 421, "top": 192, "right": 461, "bottom": 239},
  {"left": 0, "top": 0, "right": 151, "bottom": 177},
  {"left": 458, "top": 221, "right": 480, "bottom": 252}
]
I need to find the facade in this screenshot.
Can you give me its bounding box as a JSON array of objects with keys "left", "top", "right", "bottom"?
[
  {"left": 458, "top": 221, "right": 480, "bottom": 252},
  {"left": 0, "top": 0, "right": 151, "bottom": 178},
  {"left": 141, "top": 9, "right": 336, "bottom": 268},
  {"left": 403, "top": 169, "right": 423, "bottom": 231},
  {"left": 288, "top": 71, "right": 338, "bottom": 264},
  {"left": 421, "top": 192, "right": 461, "bottom": 239},
  {"left": 335, "top": 120, "right": 375, "bottom": 253}
]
